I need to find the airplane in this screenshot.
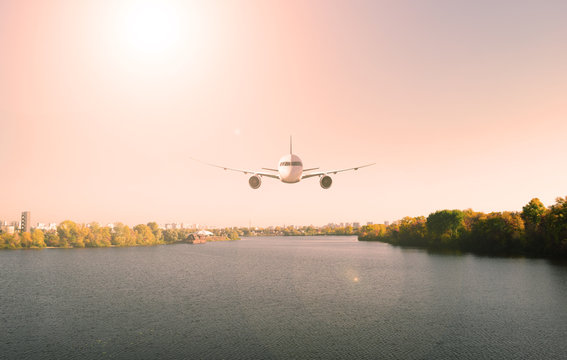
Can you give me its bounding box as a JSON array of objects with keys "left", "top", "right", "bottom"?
[{"left": 191, "top": 137, "right": 375, "bottom": 189}]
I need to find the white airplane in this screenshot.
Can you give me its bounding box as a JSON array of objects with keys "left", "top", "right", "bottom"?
[{"left": 192, "top": 137, "right": 375, "bottom": 189}]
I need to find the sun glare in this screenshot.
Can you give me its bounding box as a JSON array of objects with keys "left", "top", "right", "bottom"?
[
  {"left": 122, "top": 1, "right": 181, "bottom": 56},
  {"left": 103, "top": 0, "right": 215, "bottom": 76}
]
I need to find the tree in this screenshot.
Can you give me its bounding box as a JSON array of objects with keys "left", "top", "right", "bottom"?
[
  {"left": 227, "top": 230, "right": 240, "bottom": 240},
  {"left": 397, "top": 216, "right": 427, "bottom": 246},
  {"left": 358, "top": 224, "right": 388, "bottom": 241},
  {"left": 86, "top": 223, "right": 111, "bottom": 247},
  {"left": 0, "top": 233, "right": 15, "bottom": 249},
  {"left": 162, "top": 229, "right": 179, "bottom": 244},
  {"left": 44, "top": 231, "right": 60, "bottom": 247},
  {"left": 31, "top": 229, "right": 46, "bottom": 248},
  {"left": 112, "top": 223, "right": 136, "bottom": 247},
  {"left": 57, "top": 220, "right": 85, "bottom": 248},
  {"left": 147, "top": 222, "right": 163, "bottom": 243},
  {"left": 133, "top": 224, "right": 156, "bottom": 245},
  {"left": 542, "top": 197, "right": 567, "bottom": 257},
  {"left": 469, "top": 212, "right": 525, "bottom": 255},
  {"left": 21, "top": 232, "right": 33, "bottom": 248},
  {"left": 521, "top": 198, "right": 547, "bottom": 254},
  {"left": 7, "top": 233, "right": 21, "bottom": 249},
  {"left": 426, "top": 210, "right": 465, "bottom": 248}
]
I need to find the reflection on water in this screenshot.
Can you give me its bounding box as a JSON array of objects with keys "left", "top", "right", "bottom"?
[{"left": 1, "top": 236, "right": 566, "bottom": 359}]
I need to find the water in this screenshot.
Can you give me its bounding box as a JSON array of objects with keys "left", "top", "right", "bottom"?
[{"left": 1, "top": 236, "right": 566, "bottom": 359}]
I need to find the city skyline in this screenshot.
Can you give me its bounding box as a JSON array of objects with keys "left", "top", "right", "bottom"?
[
  {"left": 1, "top": 0, "right": 566, "bottom": 227},
  {"left": 0, "top": 209, "right": 376, "bottom": 230}
]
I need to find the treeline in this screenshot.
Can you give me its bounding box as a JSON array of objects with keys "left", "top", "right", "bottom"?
[
  {"left": 241, "top": 225, "right": 358, "bottom": 237},
  {"left": 0, "top": 221, "right": 240, "bottom": 249},
  {"left": 359, "top": 197, "right": 567, "bottom": 258}
]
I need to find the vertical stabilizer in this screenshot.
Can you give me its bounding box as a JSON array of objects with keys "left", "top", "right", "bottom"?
[{"left": 290, "top": 136, "right": 293, "bottom": 154}]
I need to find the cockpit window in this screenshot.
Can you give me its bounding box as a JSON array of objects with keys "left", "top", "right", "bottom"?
[{"left": 279, "top": 161, "right": 302, "bottom": 166}]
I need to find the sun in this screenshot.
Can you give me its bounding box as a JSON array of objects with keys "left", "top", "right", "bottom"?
[
  {"left": 101, "top": 0, "right": 216, "bottom": 80},
  {"left": 121, "top": 1, "right": 181, "bottom": 56}
]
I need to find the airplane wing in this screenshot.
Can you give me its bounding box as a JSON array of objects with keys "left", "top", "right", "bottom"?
[
  {"left": 301, "top": 163, "right": 375, "bottom": 179},
  {"left": 190, "top": 158, "right": 280, "bottom": 179}
]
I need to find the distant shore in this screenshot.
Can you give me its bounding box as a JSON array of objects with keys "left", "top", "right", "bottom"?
[
  {"left": 358, "top": 197, "right": 567, "bottom": 259},
  {"left": 0, "top": 221, "right": 240, "bottom": 250}
]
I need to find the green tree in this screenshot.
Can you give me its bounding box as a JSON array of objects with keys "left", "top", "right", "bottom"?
[
  {"left": 426, "top": 210, "right": 465, "bottom": 248},
  {"left": 469, "top": 212, "right": 525, "bottom": 254},
  {"left": 521, "top": 198, "right": 547, "bottom": 254},
  {"left": 542, "top": 196, "right": 567, "bottom": 257}
]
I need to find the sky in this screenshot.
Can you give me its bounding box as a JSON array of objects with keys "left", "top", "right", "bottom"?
[{"left": 1, "top": 0, "right": 566, "bottom": 227}]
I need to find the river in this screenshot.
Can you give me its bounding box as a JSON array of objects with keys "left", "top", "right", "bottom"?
[{"left": 1, "top": 236, "right": 566, "bottom": 359}]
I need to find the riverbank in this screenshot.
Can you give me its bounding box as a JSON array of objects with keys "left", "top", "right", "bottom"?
[
  {"left": 0, "top": 221, "right": 240, "bottom": 250},
  {"left": 358, "top": 197, "right": 567, "bottom": 259}
]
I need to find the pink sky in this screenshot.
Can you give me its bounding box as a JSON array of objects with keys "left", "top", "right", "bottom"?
[{"left": 1, "top": 0, "right": 566, "bottom": 227}]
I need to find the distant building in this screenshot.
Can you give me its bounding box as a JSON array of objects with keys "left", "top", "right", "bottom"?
[
  {"left": 21, "top": 211, "right": 31, "bottom": 232},
  {"left": 353, "top": 222, "right": 360, "bottom": 229},
  {"left": 35, "top": 222, "right": 57, "bottom": 231},
  {"left": 0, "top": 225, "right": 15, "bottom": 234},
  {"left": 165, "top": 223, "right": 185, "bottom": 230},
  {"left": 1, "top": 220, "right": 16, "bottom": 234},
  {"left": 384, "top": 221, "right": 389, "bottom": 226},
  {"left": 366, "top": 222, "right": 373, "bottom": 226}
]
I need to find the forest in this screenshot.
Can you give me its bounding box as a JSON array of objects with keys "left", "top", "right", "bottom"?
[
  {"left": 359, "top": 197, "right": 567, "bottom": 258},
  {"left": 0, "top": 221, "right": 240, "bottom": 249}
]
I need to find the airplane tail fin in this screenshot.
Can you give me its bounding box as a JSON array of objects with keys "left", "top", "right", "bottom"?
[{"left": 290, "top": 136, "right": 292, "bottom": 154}]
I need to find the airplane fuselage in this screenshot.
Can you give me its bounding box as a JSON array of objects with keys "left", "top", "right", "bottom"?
[{"left": 278, "top": 154, "right": 303, "bottom": 183}]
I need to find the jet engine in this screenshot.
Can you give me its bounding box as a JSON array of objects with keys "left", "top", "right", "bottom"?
[
  {"left": 320, "top": 175, "right": 332, "bottom": 189},
  {"left": 249, "top": 175, "right": 262, "bottom": 189}
]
